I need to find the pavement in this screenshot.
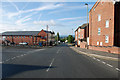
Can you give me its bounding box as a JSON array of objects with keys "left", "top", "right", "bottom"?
[
  {"left": 70, "top": 46, "right": 119, "bottom": 61},
  {"left": 0, "top": 43, "right": 119, "bottom": 79}
]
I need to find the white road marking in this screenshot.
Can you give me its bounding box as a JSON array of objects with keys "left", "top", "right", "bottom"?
[
  {"left": 106, "top": 64, "right": 113, "bottom": 67},
  {"left": 93, "top": 57, "right": 96, "bottom": 59},
  {"left": 102, "top": 61, "right": 106, "bottom": 64},
  {"left": 46, "top": 58, "right": 55, "bottom": 72},
  {"left": 97, "top": 59, "right": 100, "bottom": 61},
  {"left": 3, "top": 49, "right": 45, "bottom": 63},
  {"left": 116, "top": 68, "right": 120, "bottom": 71},
  {"left": 17, "top": 56, "right": 20, "bottom": 58},
  {"left": 11, "top": 58, "right": 14, "bottom": 60},
  {"left": 56, "top": 48, "right": 61, "bottom": 54},
  {"left": 21, "top": 55, "right": 23, "bottom": 57},
  {"left": 6, "top": 59, "right": 10, "bottom": 62}
]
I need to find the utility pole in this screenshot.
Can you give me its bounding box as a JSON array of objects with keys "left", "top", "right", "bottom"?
[{"left": 46, "top": 25, "right": 48, "bottom": 46}]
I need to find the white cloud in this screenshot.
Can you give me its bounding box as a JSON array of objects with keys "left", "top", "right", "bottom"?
[
  {"left": 58, "top": 16, "right": 86, "bottom": 21},
  {"left": 0, "top": 23, "right": 27, "bottom": 33},
  {"left": 49, "top": 4, "right": 93, "bottom": 14},
  {"left": 33, "top": 20, "right": 56, "bottom": 26},
  {"left": 7, "top": 3, "right": 64, "bottom": 18},
  {"left": 15, "top": 12, "right": 37, "bottom": 26},
  {"left": 15, "top": 18, "right": 31, "bottom": 26}
]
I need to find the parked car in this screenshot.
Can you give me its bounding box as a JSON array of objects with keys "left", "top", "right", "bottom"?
[{"left": 19, "top": 42, "right": 28, "bottom": 45}]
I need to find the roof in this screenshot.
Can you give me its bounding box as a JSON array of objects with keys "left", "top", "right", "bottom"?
[
  {"left": 75, "top": 23, "right": 89, "bottom": 32},
  {"left": 80, "top": 23, "right": 89, "bottom": 29},
  {"left": 43, "top": 30, "right": 55, "bottom": 34},
  {"left": 89, "top": 0, "right": 120, "bottom": 13},
  {"left": 2, "top": 31, "right": 40, "bottom": 36},
  {"left": 2, "top": 30, "right": 55, "bottom": 36}
]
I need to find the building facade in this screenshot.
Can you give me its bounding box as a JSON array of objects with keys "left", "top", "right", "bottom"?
[
  {"left": 2, "top": 29, "right": 55, "bottom": 46},
  {"left": 89, "top": 0, "right": 120, "bottom": 53},
  {"left": 75, "top": 23, "right": 89, "bottom": 48}
]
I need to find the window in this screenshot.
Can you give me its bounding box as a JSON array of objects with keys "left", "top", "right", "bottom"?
[
  {"left": 105, "top": 35, "right": 109, "bottom": 43},
  {"left": 98, "top": 14, "right": 101, "bottom": 21},
  {"left": 82, "top": 34, "right": 83, "bottom": 37},
  {"left": 97, "top": 41, "right": 99, "bottom": 45},
  {"left": 78, "top": 34, "right": 80, "bottom": 38},
  {"left": 100, "top": 42, "right": 103, "bottom": 46},
  {"left": 76, "top": 32, "right": 77, "bottom": 35},
  {"left": 78, "top": 28, "right": 80, "bottom": 32},
  {"left": 98, "top": 28, "right": 101, "bottom": 35},
  {"left": 78, "top": 40, "right": 80, "bottom": 45},
  {"left": 76, "top": 36, "right": 77, "bottom": 39},
  {"left": 106, "top": 20, "right": 109, "bottom": 28}
]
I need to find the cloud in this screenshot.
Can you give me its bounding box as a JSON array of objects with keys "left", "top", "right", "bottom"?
[
  {"left": 49, "top": 4, "right": 93, "bottom": 14},
  {"left": 33, "top": 20, "right": 56, "bottom": 26},
  {"left": 58, "top": 16, "right": 86, "bottom": 21},
  {"left": 7, "top": 3, "right": 64, "bottom": 18},
  {"left": 0, "top": 23, "right": 48, "bottom": 33},
  {"left": 0, "top": 23, "right": 27, "bottom": 33},
  {"left": 15, "top": 12, "right": 37, "bottom": 26}
]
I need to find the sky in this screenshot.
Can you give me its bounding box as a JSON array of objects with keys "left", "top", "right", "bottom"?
[{"left": 0, "top": 0, "right": 96, "bottom": 36}]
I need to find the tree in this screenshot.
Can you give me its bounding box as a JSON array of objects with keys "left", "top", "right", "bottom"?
[
  {"left": 60, "top": 38, "right": 65, "bottom": 42},
  {"left": 67, "top": 35, "right": 74, "bottom": 43},
  {"left": 57, "top": 32, "right": 60, "bottom": 41}
]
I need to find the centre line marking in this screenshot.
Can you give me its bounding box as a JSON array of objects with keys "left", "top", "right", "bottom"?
[
  {"left": 17, "top": 56, "right": 20, "bottom": 58},
  {"left": 46, "top": 58, "right": 55, "bottom": 72},
  {"left": 6, "top": 59, "right": 10, "bottom": 62},
  {"left": 21, "top": 55, "right": 23, "bottom": 57}
]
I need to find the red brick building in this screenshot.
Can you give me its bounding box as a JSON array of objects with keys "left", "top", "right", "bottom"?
[
  {"left": 89, "top": 0, "right": 120, "bottom": 54},
  {"left": 2, "top": 29, "right": 55, "bottom": 46},
  {"left": 75, "top": 23, "right": 89, "bottom": 48}
]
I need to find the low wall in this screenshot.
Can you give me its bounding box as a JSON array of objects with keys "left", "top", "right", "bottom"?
[
  {"left": 89, "top": 46, "right": 120, "bottom": 54},
  {"left": 80, "top": 41, "right": 87, "bottom": 49}
]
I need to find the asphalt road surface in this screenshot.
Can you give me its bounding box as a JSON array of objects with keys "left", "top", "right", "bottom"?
[{"left": 1, "top": 44, "right": 119, "bottom": 78}]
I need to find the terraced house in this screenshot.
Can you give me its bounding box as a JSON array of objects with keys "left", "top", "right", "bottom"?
[
  {"left": 2, "top": 29, "right": 55, "bottom": 46},
  {"left": 89, "top": 0, "right": 120, "bottom": 53},
  {"left": 75, "top": 23, "right": 89, "bottom": 48}
]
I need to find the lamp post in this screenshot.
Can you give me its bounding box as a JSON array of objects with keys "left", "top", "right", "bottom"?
[
  {"left": 85, "top": 3, "right": 88, "bottom": 25},
  {"left": 85, "top": 3, "right": 89, "bottom": 49},
  {"left": 46, "top": 25, "right": 48, "bottom": 46}
]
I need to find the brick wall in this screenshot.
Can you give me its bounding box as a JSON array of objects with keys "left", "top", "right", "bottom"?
[
  {"left": 80, "top": 41, "right": 87, "bottom": 49},
  {"left": 89, "top": 2, "right": 115, "bottom": 46},
  {"left": 89, "top": 46, "right": 120, "bottom": 54},
  {"left": 5, "top": 36, "right": 34, "bottom": 45}
]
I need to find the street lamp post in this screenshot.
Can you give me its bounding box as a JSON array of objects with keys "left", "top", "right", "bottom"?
[
  {"left": 46, "top": 25, "right": 48, "bottom": 46},
  {"left": 85, "top": 3, "right": 89, "bottom": 49},
  {"left": 85, "top": 3, "right": 88, "bottom": 25}
]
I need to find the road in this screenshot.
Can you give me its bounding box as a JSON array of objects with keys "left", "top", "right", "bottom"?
[{"left": 1, "top": 44, "right": 119, "bottom": 78}]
